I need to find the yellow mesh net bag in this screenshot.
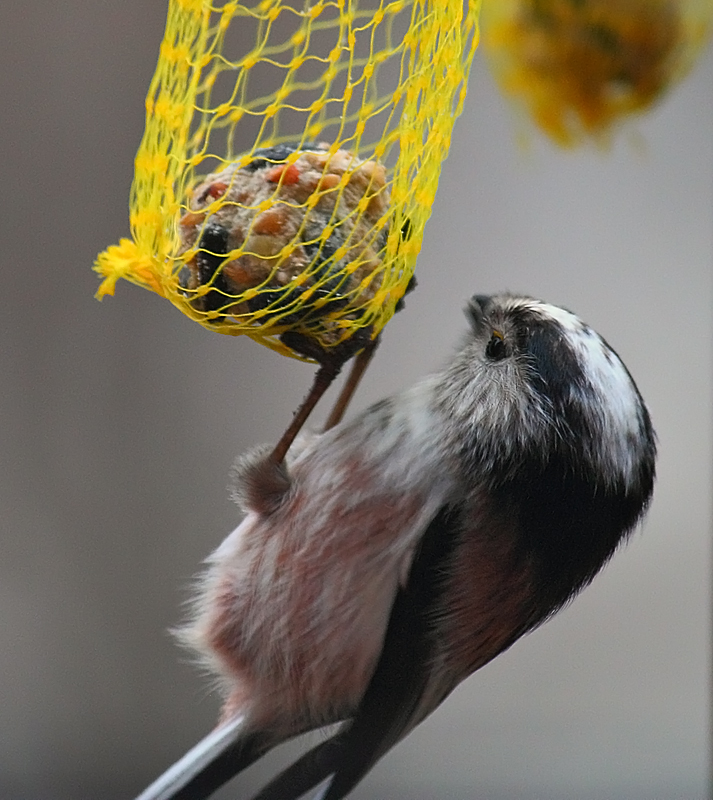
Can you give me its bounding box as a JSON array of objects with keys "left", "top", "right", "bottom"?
[
  {"left": 95, "top": 0, "right": 481, "bottom": 358},
  {"left": 482, "top": 0, "right": 712, "bottom": 146}
]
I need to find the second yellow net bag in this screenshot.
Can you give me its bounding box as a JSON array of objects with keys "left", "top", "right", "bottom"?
[
  {"left": 482, "top": 0, "right": 712, "bottom": 147},
  {"left": 95, "top": 0, "right": 481, "bottom": 358}
]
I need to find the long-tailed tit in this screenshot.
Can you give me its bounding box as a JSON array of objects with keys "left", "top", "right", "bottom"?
[{"left": 136, "top": 293, "right": 656, "bottom": 800}]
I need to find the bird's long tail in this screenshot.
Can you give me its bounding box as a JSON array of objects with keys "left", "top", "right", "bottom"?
[{"left": 135, "top": 714, "right": 270, "bottom": 800}]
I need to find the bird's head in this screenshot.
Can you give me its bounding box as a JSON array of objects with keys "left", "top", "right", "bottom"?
[{"left": 439, "top": 293, "right": 655, "bottom": 493}]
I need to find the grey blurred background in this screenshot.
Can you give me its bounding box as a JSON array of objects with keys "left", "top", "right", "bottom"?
[{"left": 0, "top": 3, "right": 710, "bottom": 799}]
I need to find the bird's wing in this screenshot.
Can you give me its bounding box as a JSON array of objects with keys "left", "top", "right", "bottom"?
[
  {"left": 317, "top": 503, "right": 462, "bottom": 799},
  {"left": 249, "top": 503, "right": 464, "bottom": 800}
]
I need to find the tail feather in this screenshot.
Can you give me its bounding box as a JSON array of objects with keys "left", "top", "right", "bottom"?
[
  {"left": 249, "top": 730, "right": 348, "bottom": 800},
  {"left": 135, "top": 715, "right": 270, "bottom": 800}
]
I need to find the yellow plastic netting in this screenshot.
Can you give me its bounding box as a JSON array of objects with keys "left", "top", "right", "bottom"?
[
  {"left": 95, "top": 0, "right": 481, "bottom": 358},
  {"left": 482, "top": 0, "right": 712, "bottom": 146}
]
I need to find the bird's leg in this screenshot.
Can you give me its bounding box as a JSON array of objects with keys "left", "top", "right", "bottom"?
[
  {"left": 272, "top": 274, "right": 417, "bottom": 455},
  {"left": 270, "top": 328, "right": 375, "bottom": 464},
  {"left": 323, "top": 336, "right": 380, "bottom": 431},
  {"left": 269, "top": 361, "right": 340, "bottom": 465},
  {"left": 323, "top": 274, "right": 415, "bottom": 430}
]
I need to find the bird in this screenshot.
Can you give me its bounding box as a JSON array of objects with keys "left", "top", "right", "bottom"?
[{"left": 136, "top": 292, "right": 657, "bottom": 800}]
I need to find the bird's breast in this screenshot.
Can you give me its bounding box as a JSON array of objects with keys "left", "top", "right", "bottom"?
[{"left": 184, "top": 422, "right": 455, "bottom": 732}]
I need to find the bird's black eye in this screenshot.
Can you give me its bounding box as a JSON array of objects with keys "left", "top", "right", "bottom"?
[{"left": 485, "top": 331, "right": 508, "bottom": 361}]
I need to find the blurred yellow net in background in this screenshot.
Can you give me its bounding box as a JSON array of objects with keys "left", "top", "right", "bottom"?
[
  {"left": 95, "top": 0, "right": 481, "bottom": 358},
  {"left": 482, "top": 0, "right": 712, "bottom": 147}
]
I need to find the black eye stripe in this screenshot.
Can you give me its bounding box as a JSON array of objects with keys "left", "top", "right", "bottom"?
[{"left": 523, "top": 320, "right": 590, "bottom": 408}]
